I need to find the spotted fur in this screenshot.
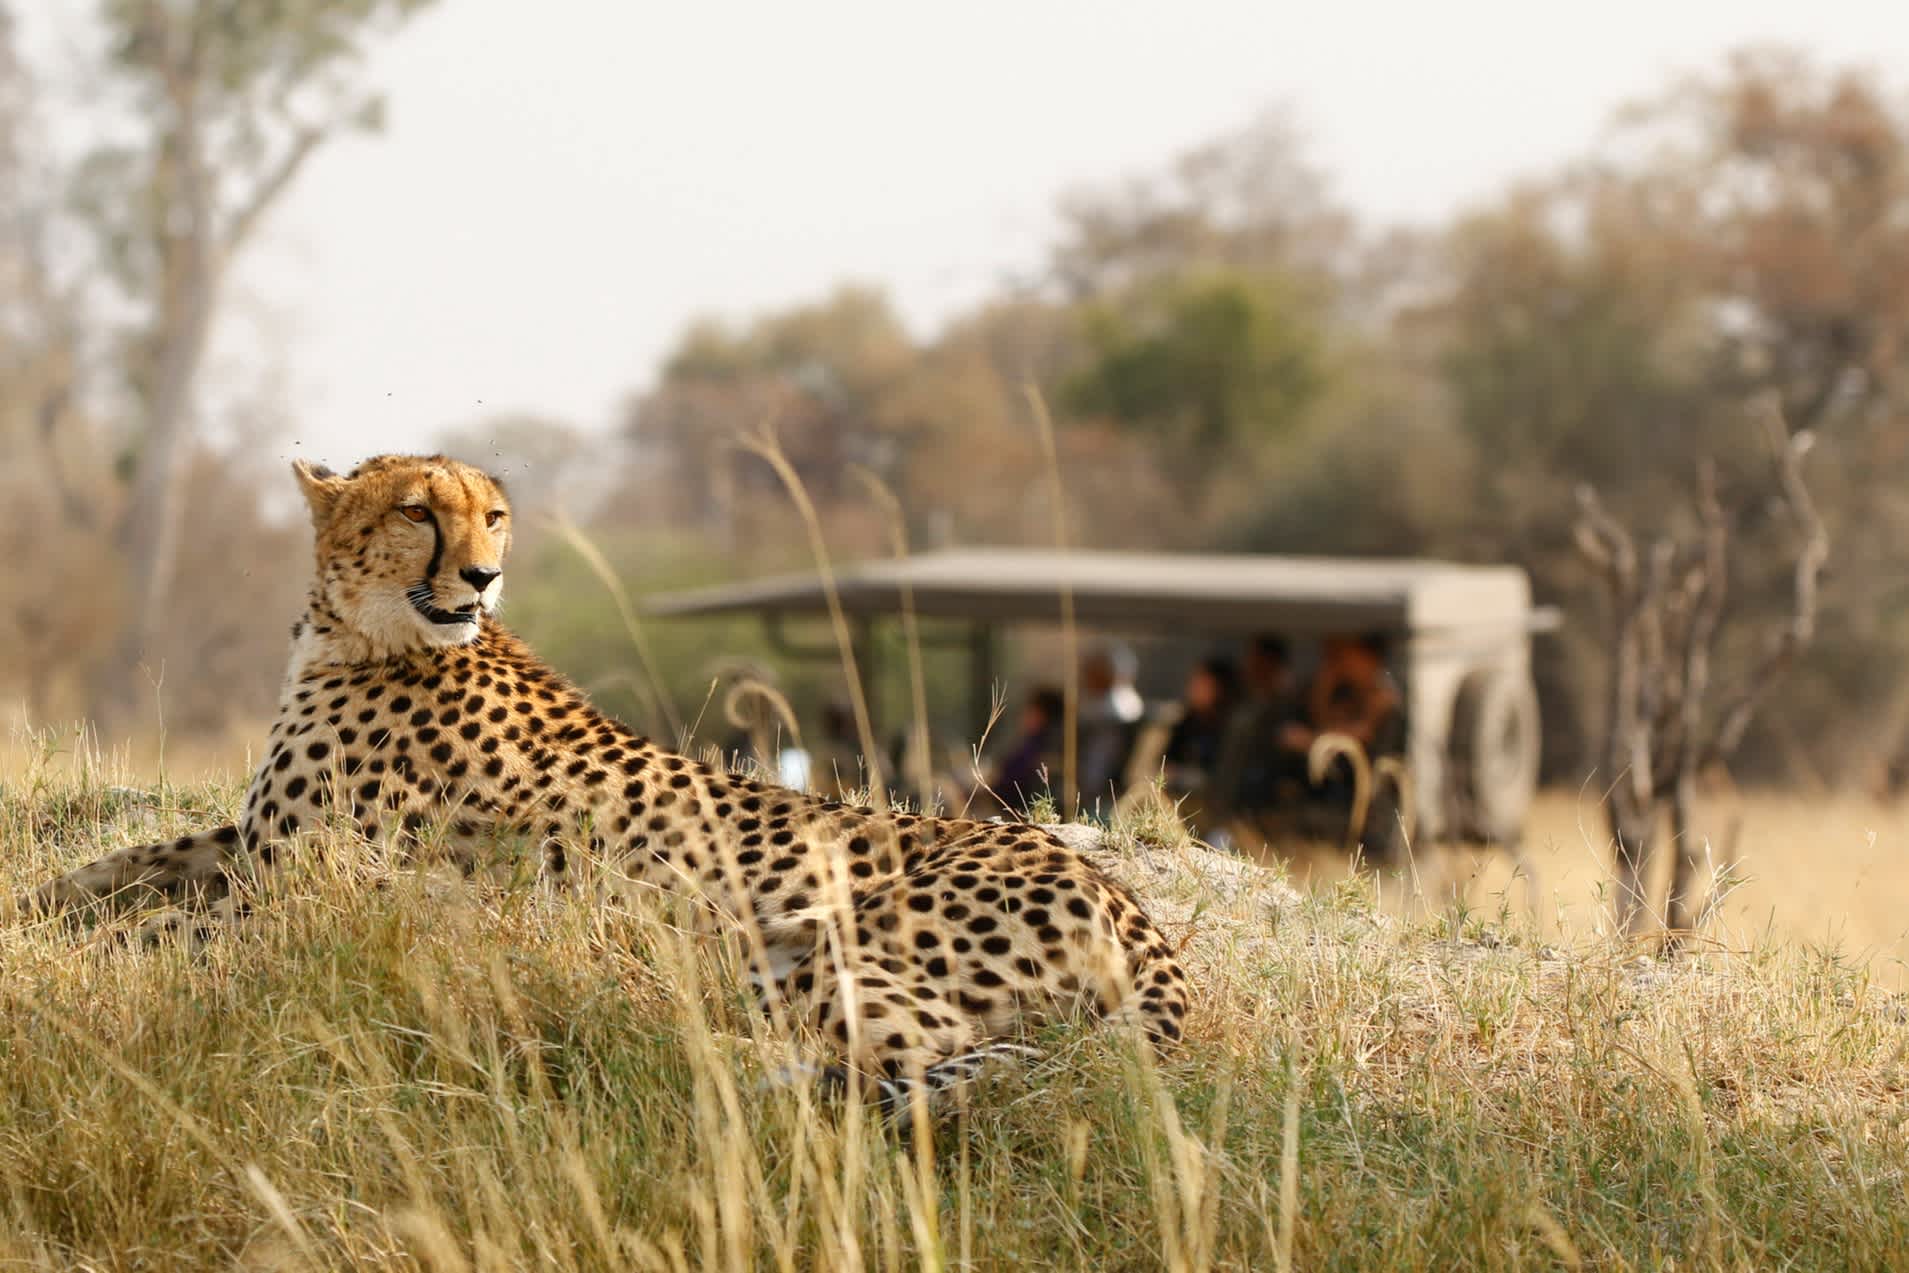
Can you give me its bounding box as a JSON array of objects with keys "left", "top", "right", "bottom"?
[{"left": 22, "top": 455, "right": 1189, "bottom": 1090}]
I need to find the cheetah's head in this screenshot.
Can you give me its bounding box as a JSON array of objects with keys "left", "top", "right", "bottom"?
[{"left": 293, "top": 454, "right": 511, "bottom": 653}]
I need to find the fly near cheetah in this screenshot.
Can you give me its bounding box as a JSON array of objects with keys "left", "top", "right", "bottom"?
[{"left": 20, "top": 454, "right": 1188, "bottom": 1105}]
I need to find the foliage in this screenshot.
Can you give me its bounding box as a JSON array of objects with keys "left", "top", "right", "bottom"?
[
  {"left": 1402, "top": 53, "right": 1909, "bottom": 779},
  {"left": 529, "top": 55, "right": 1909, "bottom": 788},
  {"left": 1051, "top": 109, "right": 1352, "bottom": 299},
  {"left": 1068, "top": 271, "right": 1323, "bottom": 472}
]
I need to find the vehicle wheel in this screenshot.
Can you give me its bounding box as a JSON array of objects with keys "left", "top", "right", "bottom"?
[{"left": 1448, "top": 667, "right": 1540, "bottom": 843}]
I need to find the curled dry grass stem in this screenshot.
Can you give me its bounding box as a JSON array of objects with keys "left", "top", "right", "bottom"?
[
  {"left": 721, "top": 674, "right": 806, "bottom": 772},
  {"left": 1306, "top": 731, "right": 1373, "bottom": 850}
]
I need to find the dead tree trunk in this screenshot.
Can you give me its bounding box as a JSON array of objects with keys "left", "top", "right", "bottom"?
[{"left": 1574, "top": 398, "right": 1828, "bottom": 940}]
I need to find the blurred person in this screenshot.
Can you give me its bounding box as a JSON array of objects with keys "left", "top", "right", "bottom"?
[
  {"left": 1210, "top": 634, "right": 1309, "bottom": 826},
  {"left": 1160, "top": 654, "right": 1241, "bottom": 802},
  {"left": 885, "top": 724, "right": 936, "bottom": 804},
  {"left": 1278, "top": 631, "right": 1406, "bottom": 820},
  {"left": 987, "top": 685, "right": 1065, "bottom": 812},
  {"left": 1077, "top": 640, "right": 1144, "bottom": 804},
  {"left": 1294, "top": 632, "right": 1404, "bottom": 760}
]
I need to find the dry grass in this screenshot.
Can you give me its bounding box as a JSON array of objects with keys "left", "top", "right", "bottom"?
[
  {"left": 2, "top": 745, "right": 1906, "bottom": 1270},
  {"left": 1275, "top": 791, "right": 1909, "bottom": 995}
]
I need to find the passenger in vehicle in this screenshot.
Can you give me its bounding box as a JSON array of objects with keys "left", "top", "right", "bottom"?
[
  {"left": 1287, "top": 632, "right": 1405, "bottom": 810},
  {"left": 1161, "top": 654, "right": 1240, "bottom": 802},
  {"left": 1077, "top": 641, "right": 1143, "bottom": 805},
  {"left": 1209, "top": 635, "right": 1310, "bottom": 824},
  {"left": 988, "top": 684, "right": 1065, "bottom": 812},
  {"left": 810, "top": 700, "right": 864, "bottom": 799},
  {"left": 1299, "top": 633, "right": 1405, "bottom": 758}
]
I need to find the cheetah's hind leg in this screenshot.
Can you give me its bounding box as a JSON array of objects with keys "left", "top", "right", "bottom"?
[
  {"left": 881, "top": 1040, "right": 1044, "bottom": 1115},
  {"left": 764, "top": 1041, "right": 1044, "bottom": 1121},
  {"left": 93, "top": 891, "right": 250, "bottom": 952}
]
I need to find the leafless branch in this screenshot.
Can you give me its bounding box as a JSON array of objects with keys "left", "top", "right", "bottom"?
[
  {"left": 1572, "top": 483, "right": 1636, "bottom": 591},
  {"left": 1704, "top": 405, "right": 1827, "bottom": 767},
  {"left": 1576, "top": 396, "right": 1825, "bottom": 938},
  {"left": 1659, "top": 459, "right": 1728, "bottom": 792},
  {"left": 223, "top": 123, "right": 328, "bottom": 255},
  {"left": 1576, "top": 483, "right": 1652, "bottom": 812}
]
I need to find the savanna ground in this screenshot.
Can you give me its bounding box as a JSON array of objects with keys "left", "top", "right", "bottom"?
[
  {"left": 1, "top": 737, "right": 1906, "bottom": 1270},
  {"left": 1293, "top": 790, "right": 1909, "bottom": 996},
  {"left": 3, "top": 372, "right": 1885, "bottom": 1265}
]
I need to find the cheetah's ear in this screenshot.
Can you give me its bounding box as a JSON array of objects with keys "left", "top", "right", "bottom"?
[{"left": 291, "top": 458, "right": 346, "bottom": 527}]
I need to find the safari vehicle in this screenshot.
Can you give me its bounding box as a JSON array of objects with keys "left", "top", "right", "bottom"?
[{"left": 642, "top": 549, "right": 1553, "bottom": 857}]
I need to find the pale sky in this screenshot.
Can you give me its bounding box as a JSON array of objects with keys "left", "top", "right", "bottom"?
[{"left": 30, "top": 0, "right": 1909, "bottom": 468}]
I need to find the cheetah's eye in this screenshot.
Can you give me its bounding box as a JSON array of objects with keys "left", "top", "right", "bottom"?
[
  {"left": 486, "top": 509, "right": 505, "bottom": 528},
  {"left": 400, "top": 505, "right": 429, "bottom": 524}
]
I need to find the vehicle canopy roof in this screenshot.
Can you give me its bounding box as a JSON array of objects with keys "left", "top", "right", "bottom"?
[{"left": 641, "top": 548, "right": 1543, "bottom": 638}]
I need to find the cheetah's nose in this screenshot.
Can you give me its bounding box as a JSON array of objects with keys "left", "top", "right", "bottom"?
[{"left": 460, "top": 565, "right": 502, "bottom": 592}]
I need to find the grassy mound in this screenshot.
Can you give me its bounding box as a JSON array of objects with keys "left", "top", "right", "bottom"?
[{"left": 2, "top": 772, "right": 1904, "bottom": 1270}]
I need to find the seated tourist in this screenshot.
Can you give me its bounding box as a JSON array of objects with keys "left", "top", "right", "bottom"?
[
  {"left": 1289, "top": 632, "right": 1405, "bottom": 811},
  {"left": 809, "top": 700, "right": 865, "bottom": 799},
  {"left": 1076, "top": 641, "right": 1144, "bottom": 807},
  {"left": 1210, "top": 634, "right": 1310, "bottom": 824},
  {"left": 1160, "top": 654, "right": 1240, "bottom": 801},
  {"left": 1298, "top": 632, "right": 1404, "bottom": 757},
  {"left": 988, "top": 685, "right": 1065, "bottom": 813}
]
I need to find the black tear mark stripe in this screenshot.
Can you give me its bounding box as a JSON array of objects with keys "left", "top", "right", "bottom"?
[
  {"left": 407, "top": 507, "right": 474, "bottom": 626},
  {"left": 423, "top": 506, "right": 444, "bottom": 583}
]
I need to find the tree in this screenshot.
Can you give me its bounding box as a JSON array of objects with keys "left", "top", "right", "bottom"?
[
  {"left": 1, "top": 7, "right": 318, "bottom": 735},
  {"left": 1423, "top": 49, "right": 1909, "bottom": 781},
  {"left": 1627, "top": 49, "right": 1909, "bottom": 437},
  {"left": 1051, "top": 109, "right": 1352, "bottom": 301},
  {"left": 0, "top": 6, "right": 122, "bottom": 721},
  {"left": 1048, "top": 112, "right": 1345, "bottom": 514},
  {"left": 629, "top": 287, "right": 942, "bottom": 558},
  {"left": 1066, "top": 270, "right": 1323, "bottom": 497},
  {"left": 79, "top": 0, "right": 434, "bottom": 716},
  {"left": 1575, "top": 403, "right": 1827, "bottom": 937},
  {"left": 1627, "top": 52, "right": 1909, "bottom": 781}
]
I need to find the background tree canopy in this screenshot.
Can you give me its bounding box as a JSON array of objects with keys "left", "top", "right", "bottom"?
[
  {"left": 6, "top": 24, "right": 1909, "bottom": 789},
  {"left": 1068, "top": 272, "right": 1324, "bottom": 479}
]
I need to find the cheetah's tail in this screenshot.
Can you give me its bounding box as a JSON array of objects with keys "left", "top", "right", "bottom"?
[{"left": 1120, "top": 933, "right": 1191, "bottom": 1052}]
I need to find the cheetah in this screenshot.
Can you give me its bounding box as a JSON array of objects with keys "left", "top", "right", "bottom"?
[{"left": 20, "top": 454, "right": 1189, "bottom": 1104}]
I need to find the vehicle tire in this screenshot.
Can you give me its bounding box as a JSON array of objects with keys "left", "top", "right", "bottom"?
[{"left": 1448, "top": 667, "right": 1540, "bottom": 843}]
